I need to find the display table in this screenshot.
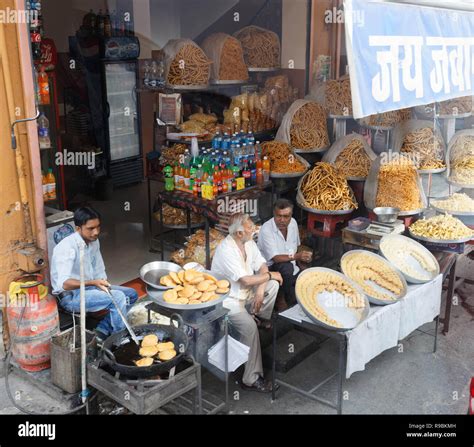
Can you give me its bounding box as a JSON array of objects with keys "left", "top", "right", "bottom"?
[
  {"left": 147, "top": 176, "right": 273, "bottom": 268},
  {"left": 272, "top": 274, "right": 442, "bottom": 414}
]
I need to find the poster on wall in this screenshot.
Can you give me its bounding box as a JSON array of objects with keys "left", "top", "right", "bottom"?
[{"left": 344, "top": 0, "right": 474, "bottom": 119}]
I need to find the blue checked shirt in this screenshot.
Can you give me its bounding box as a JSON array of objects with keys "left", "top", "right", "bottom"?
[{"left": 51, "top": 232, "right": 107, "bottom": 295}]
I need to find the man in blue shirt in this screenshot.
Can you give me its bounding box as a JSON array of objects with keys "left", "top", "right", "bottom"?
[{"left": 51, "top": 207, "right": 138, "bottom": 340}]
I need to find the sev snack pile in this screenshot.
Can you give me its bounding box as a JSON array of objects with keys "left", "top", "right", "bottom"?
[
  {"left": 167, "top": 43, "right": 212, "bottom": 86},
  {"left": 299, "top": 162, "right": 358, "bottom": 211},
  {"left": 290, "top": 102, "right": 329, "bottom": 150},
  {"left": 334, "top": 139, "right": 372, "bottom": 178},
  {"left": 160, "top": 144, "right": 187, "bottom": 166},
  {"left": 234, "top": 26, "right": 280, "bottom": 68},
  {"left": 325, "top": 78, "right": 352, "bottom": 116},
  {"left": 375, "top": 158, "right": 423, "bottom": 211},
  {"left": 261, "top": 141, "right": 306, "bottom": 174},
  {"left": 449, "top": 135, "right": 474, "bottom": 185},
  {"left": 409, "top": 214, "right": 473, "bottom": 240},
  {"left": 363, "top": 109, "right": 411, "bottom": 128},
  {"left": 438, "top": 96, "right": 472, "bottom": 115},
  {"left": 400, "top": 127, "right": 445, "bottom": 170},
  {"left": 431, "top": 193, "right": 474, "bottom": 214}
]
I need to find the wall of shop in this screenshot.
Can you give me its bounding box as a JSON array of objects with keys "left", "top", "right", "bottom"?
[
  {"left": 281, "top": 0, "right": 308, "bottom": 71},
  {"left": 0, "top": 0, "right": 46, "bottom": 346}
]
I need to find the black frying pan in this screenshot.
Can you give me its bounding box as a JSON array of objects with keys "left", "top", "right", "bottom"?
[{"left": 100, "top": 315, "right": 189, "bottom": 378}]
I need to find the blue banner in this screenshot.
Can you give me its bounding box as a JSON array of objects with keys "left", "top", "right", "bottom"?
[{"left": 344, "top": 0, "right": 474, "bottom": 118}]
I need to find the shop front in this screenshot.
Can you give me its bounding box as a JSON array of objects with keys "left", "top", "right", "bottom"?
[{"left": 0, "top": 0, "right": 473, "bottom": 420}]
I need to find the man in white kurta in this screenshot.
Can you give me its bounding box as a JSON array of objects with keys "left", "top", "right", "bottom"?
[
  {"left": 258, "top": 199, "right": 312, "bottom": 306},
  {"left": 212, "top": 213, "right": 282, "bottom": 393}
]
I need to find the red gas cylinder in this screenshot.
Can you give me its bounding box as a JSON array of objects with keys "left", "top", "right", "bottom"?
[{"left": 6, "top": 274, "right": 59, "bottom": 372}]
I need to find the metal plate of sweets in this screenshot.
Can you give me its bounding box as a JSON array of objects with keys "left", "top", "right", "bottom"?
[
  {"left": 408, "top": 228, "right": 473, "bottom": 245},
  {"left": 379, "top": 234, "right": 440, "bottom": 284},
  {"left": 340, "top": 250, "right": 407, "bottom": 306},
  {"left": 295, "top": 267, "right": 370, "bottom": 331}
]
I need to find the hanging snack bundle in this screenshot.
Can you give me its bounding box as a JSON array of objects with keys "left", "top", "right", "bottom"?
[
  {"left": 359, "top": 109, "right": 411, "bottom": 128},
  {"left": 392, "top": 120, "right": 446, "bottom": 171},
  {"left": 447, "top": 130, "right": 474, "bottom": 187},
  {"left": 323, "top": 133, "right": 376, "bottom": 179},
  {"left": 233, "top": 26, "right": 280, "bottom": 69},
  {"left": 325, "top": 77, "right": 353, "bottom": 116},
  {"left": 201, "top": 33, "right": 248, "bottom": 81},
  {"left": 163, "top": 39, "right": 212, "bottom": 86}
]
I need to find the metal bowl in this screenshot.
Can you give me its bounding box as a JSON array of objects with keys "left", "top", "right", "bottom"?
[
  {"left": 139, "top": 261, "right": 182, "bottom": 290},
  {"left": 373, "top": 207, "right": 401, "bottom": 224}
]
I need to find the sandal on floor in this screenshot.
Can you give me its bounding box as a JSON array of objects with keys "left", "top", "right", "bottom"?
[{"left": 240, "top": 377, "right": 279, "bottom": 393}]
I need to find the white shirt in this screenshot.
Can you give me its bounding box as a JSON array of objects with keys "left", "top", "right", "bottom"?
[
  {"left": 211, "top": 235, "right": 267, "bottom": 315},
  {"left": 257, "top": 217, "right": 300, "bottom": 275},
  {"left": 51, "top": 232, "right": 106, "bottom": 295}
]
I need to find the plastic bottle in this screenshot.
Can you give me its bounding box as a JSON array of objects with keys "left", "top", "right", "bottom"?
[
  {"left": 37, "top": 66, "right": 50, "bottom": 105},
  {"left": 212, "top": 131, "right": 222, "bottom": 150},
  {"left": 256, "top": 157, "right": 264, "bottom": 185},
  {"left": 42, "top": 171, "right": 48, "bottom": 201},
  {"left": 46, "top": 168, "right": 56, "bottom": 200},
  {"left": 242, "top": 159, "right": 251, "bottom": 188},
  {"left": 189, "top": 166, "right": 196, "bottom": 192},
  {"left": 37, "top": 112, "right": 51, "bottom": 149},
  {"left": 263, "top": 156, "right": 270, "bottom": 182},
  {"left": 250, "top": 159, "right": 257, "bottom": 185}
]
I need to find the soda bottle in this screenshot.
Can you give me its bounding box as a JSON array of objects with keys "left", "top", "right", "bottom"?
[
  {"left": 250, "top": 160, "right": 257, "bottom": 185},
  {"left": 212, "top": 131, "right": 222, "bottom": 150},
  {"left": 42, "top": 171, "right": 48, "bottom": 201},
  {"left": 256, "top": 157, "right": 264, "bottom": 185},
  {"left": 104, "top": 9, "right": 112, "bottom": 37},
  {"left": 189, "top": 166, "right": 196, "bottom": 192},
  {"left": 38, "top": 66, "right": 50, "bottom": 105},
  {"left": 173, "top": 162, "right": 179, "bottom": 188},
  {"left": 46, "top": 168, "right": 56, "bottom": 200},
  {"left": 184, "top": 167, "right": 190, "bottom": 190},
  {"left": 242, "top": 159, "right": 251, "bottom": 188},
  {"left": 37, "top": 112, "right": 51, "bottom": 149},
  {"left": 263, "top": 156, "right": 271, "bottom": 182},
  {"left": 164, "top": 165, "right": 174, "bottom": 191}
]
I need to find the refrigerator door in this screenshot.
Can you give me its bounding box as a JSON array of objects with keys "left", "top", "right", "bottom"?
[{"left": 104, "top": 61, "right": 140, "bottom": 162}]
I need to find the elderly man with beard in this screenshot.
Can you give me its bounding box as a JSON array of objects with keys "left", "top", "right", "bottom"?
[{"left": 212, "top": 213, "right": 282, "bottom": 393}]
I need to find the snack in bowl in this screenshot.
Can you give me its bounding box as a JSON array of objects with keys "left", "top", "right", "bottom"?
[
  {"left": 139, "top": 345, "right": 160, "bottom": 357},
  {"left": 159, "top": 269, "right": 229, "bottom": 305},
  {"left": 135, "top": 357, "right": 154, "bottom": 367},
  {"left": 141, "top": 334, "right": 159, "bottom": 347}
]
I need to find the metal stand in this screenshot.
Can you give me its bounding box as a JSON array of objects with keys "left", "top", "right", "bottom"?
[
  {"left": 146, "top": 302, "right": 230, "bottom": 413},
  {"left": 271, "top": 311, "right": 347, "bottom": 414}
]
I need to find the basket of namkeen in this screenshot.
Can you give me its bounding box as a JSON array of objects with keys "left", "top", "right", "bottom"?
[
  {"left": 276, "top": 100, "right": 330, "bottom": 152},
  {"left": 379, "top": 234, "right": 439, "bottom": 284},
  {"left": 364, "top": 154, "right": 427, "bottom": 216},
  {"left": 163, "top": 39, "right": 212, "bottom": 87},
  {"left": 341, "top": 250, "right": 407, "bottom": 305},
  {"left": 295, "top": 267, "right": 369, "bottom": 330},
  {"left": 261, "top": 140, "right": 309, "bottom": 178},
  {"left": 233, "top": 26, "right": 280, "bottom": 69},
  {"left": 358, "top": 109, "right": 411, "bottom": 130},
  {"left": 325, "top": 77, "right": 353, "bottom": 117},
  {"left": 297, "top": 162, "right": 358, "bottom": 214},
  {"left": 201, "top": 33, "right": 248, "bottom": 83},
  {"left": 446, "top": 130, "right": 474, "bottom": 188},
  {"left": 392, "top": 120, "right": 446, "bottom": 173},
  {"left": 322, "top": 133, "right": 377, "bottom": 180},
  {"left": 158, "top": 269, "right": 231, "bottom": 310},
  {"left": 408, "top": 214, "right": 474, "bottom": 244}
]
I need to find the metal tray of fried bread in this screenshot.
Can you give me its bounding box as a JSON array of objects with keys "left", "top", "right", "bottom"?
[
  {"left": 295, "top": 267, "right": 370, "bottom": 331},
  {"left": 379, "top": 234, "right": 439, "bottom": 284},
  {"left": 340, "top": 250, "right": 407, "bottom": 306},
  {"left": 146, "top": 270, "right": 230, "bottom": 311}
]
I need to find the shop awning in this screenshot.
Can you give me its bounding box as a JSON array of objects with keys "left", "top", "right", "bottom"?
[{"left": 344, "top": 0, "right": 474, "bottom": 118}]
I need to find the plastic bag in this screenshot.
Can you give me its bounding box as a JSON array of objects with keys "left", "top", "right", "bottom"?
[
  {"left": 446, "top": 129, "right": 474, "bottom": 188},
  {"left": 201, "top": 33, "right": 248, "bottom": 81},
  {"left": 233, "top": 25, "right": 280, "bottom": 68},
  {"left": 162, "top": 38, "right": 211, "bottom": 86},
  {"left": 276, "top": 99, "right": 329, "bottom": 150},
  {"left": 364, "top": 153, "right": 427, "bottom": 213},
  {"left": 322, "top": 133, "right": 376, "bottom": 179},
  {"left": 391, "top": 119, "right": 446, "bottom": 171}
]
